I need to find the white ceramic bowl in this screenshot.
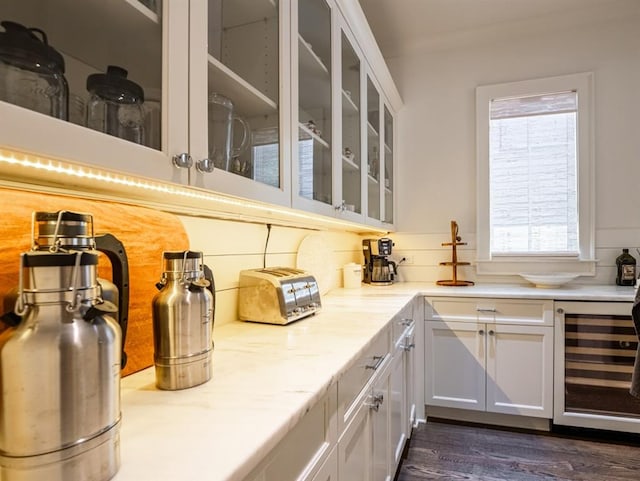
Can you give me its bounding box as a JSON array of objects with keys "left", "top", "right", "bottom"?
[{"left": 519, "top": 272, "right": 580, "bottom": 288}]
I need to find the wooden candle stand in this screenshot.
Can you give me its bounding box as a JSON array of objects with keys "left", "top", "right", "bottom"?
[{"left": 437, "top": 220, "right": 474, "bottom": 286}]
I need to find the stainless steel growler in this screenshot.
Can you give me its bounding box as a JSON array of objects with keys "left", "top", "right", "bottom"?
[
  {"left": 32, "top": 210, "right": 130, "bottom": 366},
  {"left": 0, "top": 249, "right": 122, "bottom": 481},
  {"left": 153, "top": 251, "right": 215, "bottom": 390}
]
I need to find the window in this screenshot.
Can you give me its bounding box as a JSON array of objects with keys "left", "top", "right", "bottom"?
[{"left": 476, "top": 73, "right": 595, "bottom": 276}]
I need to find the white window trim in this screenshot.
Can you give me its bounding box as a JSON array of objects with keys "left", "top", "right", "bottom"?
[{"left": 476, "top": 72, "right": 596, "bottom": 276}]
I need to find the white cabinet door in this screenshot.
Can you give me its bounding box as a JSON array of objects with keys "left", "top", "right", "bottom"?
[
  {"left": 371, "top": 364, "right": 391, "bottom": 481},
  {"left": 404, "top": 322, "right": 416, "bottom": 436},
  {"left": 425, "top": 320, "right": 486, "bottom": 411},
  {"left": 486, "top": 324, "right": 554, "bottom": 418},
  {"left": 188, "top": 0, "right": 291, "bottom": 207},
  {"left": 0, "top": 0, "right": 189, "bottom": 185},
  {"left": 338, "top": 395, "right": 372, "bottom": 481},
  {"left": 389, "top": 345, "right": 405, "bottom": 472}
]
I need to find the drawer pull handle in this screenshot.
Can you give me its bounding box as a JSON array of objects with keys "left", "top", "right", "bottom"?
[
  {"left": 488, "top": 330, "right": 495, "bottom": 336},
  {"left": 479, "top": 329, "right": 485, "bottom": 335},
  {"left": 366, "top": 355, "right": 384, "bottom": 370},
  {"left": 365, "top": 393, "right": 384, "bottom": 411},
  {"left": 403, "top": 342, "right": 415, "bottom": 351},
  {"left": 477, "top": 307, "right": 496, "bottom": 313}
]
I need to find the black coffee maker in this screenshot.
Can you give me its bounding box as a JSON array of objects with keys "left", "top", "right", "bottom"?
[{"left": 363, "top": 238, "right": 397, "bottom": 285}]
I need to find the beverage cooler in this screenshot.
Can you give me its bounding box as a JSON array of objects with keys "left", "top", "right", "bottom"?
[{"left": 554, "top": 301, "right": 640, "bottom": 433}]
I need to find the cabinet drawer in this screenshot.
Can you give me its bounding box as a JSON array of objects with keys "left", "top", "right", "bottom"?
[
  {"left": 245, "top": 385, "right": 337, "bottom": 481},
  {"left": 338, "top": 327, "right": 390, "bottom": 429},
  {"left": 425, "top": 297, "right": 553, "bottom": 326}
]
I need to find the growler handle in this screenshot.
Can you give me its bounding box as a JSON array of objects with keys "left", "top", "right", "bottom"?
[
  {"left": 95, "top": 233, "right": 130, "bottom": 369},
  {"left": 203, "top": 264, "right": 216, "bottom": 324}
]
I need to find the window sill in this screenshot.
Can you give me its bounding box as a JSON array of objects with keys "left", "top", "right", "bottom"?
[{"left": 476, "top": 257, "right": 597, "bottom": 276}]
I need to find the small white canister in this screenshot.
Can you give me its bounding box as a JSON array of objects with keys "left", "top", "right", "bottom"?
[{"left": 343, "top": 262, "right": 362, "bottom": 289}]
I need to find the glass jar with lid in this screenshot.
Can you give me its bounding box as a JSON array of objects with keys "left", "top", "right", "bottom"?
[
  {"left": 0, "top": 21, "right": 68, "bottom": 120},
  {"left": 86, "top": 65, "right": 145, "bottom": 145}
]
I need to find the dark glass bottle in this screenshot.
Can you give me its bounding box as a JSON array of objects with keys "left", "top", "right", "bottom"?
[{"left": 615, "top": 248, "right": 636, "bottom": 286}]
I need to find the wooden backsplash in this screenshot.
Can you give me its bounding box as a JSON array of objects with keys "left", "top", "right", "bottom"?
[{"left": 0, "top": 187, "right": 189, "bottom": 376}]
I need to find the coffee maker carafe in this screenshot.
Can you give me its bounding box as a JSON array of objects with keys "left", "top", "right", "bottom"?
[{"left": 363, "top": 238, "right": 397, "bottom": 285}]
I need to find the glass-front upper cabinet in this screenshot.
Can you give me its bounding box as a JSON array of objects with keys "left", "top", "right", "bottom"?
[
  {"left": 296, "top": 0, "right": 333, "bottom": 209},
  {"left": 366, "top": 75, "right": 381, "bottom": 222},
  {"left": 188, "top": 0, "right": 288, "bottom": 205},
  {"left": 340, "top": 30, "right": 361, "bottom": 216},
  {"left": 383, "top": 105, "right": 394, "bottom": 224},
  {"left": 0, "top": 0, "right": 176, "bottom": 181}
]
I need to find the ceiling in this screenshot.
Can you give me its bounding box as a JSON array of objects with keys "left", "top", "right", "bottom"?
[{"left": 357, "top": 0, "right": 640, "bottom": 58}]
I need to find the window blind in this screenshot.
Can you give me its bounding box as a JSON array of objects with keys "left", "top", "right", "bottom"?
[{"left": 489, "top": 90, "right": 578, "bottom": 255}]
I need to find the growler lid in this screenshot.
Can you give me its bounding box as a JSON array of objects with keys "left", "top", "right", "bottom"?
[
  {"left": 162, "top": 250, "right": 203, "bottom": 274},
  {"left": 163, "top": 251, "right": 202, "bottom": 260},
  {"left": 34, "top": 210, "right": 94, "bottom": 249}
]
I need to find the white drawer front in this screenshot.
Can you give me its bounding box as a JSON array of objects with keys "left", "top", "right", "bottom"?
[{"left": 425, "top": 297, "right": 554, "bottom": 326}]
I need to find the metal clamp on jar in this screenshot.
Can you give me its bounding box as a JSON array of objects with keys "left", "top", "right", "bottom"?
[{"left": 152, "top": 251, "right": 216, "bottom": 390}]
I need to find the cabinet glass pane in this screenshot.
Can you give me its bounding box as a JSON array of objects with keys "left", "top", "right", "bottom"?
[
  {"left": 384, "top": 106, "right": 394, "bottom": 224},
  {"left": 367, "top": 76, "right": 380, "bottom": 220},
  {"left": 207, "top": 0, "right": 280, "bottom": 187},
  {"left": 0, "top": 0, "right": 162, "bottom": 149},
  {"left": 298, "top": 0, "right": 332, "bottom": 205},
  {"left": 341, "top": 32, "right": 361, "bottom": 214}
]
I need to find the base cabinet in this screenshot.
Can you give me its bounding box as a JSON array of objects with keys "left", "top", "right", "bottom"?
[
  {"left": 425, "top": 297, "right": 554, "bottom": 419},
  {"left": 246, "top": 298, "right": 420, "bottom": 481}
]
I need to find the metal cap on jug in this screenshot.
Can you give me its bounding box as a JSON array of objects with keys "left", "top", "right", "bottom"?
[
  {"left": 33, "top": 211, "right": 95, "bottom": 250},
  {"left": 162, "top": 250, "right": 204, "bottom": 274}
]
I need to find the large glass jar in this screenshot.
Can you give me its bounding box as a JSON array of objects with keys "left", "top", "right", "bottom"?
[
  {"left": 0, "top": 20, "right": 68, "bottom": 120},
  {"left": 86, "top": 65, "right": 145, "bottom": 145}
]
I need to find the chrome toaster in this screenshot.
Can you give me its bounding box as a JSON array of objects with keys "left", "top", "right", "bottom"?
[{"left": 238, "top": 267, "right": 322, "bottom": 325}]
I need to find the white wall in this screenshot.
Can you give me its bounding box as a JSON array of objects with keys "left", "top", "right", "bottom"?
[
  {"left": 178, "top": 215, "right": 364, "bottom": 329},
  {"left": 385, "top": 12, "right": 640, "bottom": 286}
]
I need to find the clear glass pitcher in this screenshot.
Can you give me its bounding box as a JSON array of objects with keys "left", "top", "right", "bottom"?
[{"left": 208, "top": 93, "right": 251, "bottom": 173}]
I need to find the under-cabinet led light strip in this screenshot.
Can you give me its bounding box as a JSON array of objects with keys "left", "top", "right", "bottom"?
[{"left": 0, "top": 149, "right": 388, "bottom": 233}]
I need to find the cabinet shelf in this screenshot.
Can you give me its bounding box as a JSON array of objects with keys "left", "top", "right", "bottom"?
[
  {"left": 368, "top": 174, "right": 379, "bottom": 185},
  {"left": 367, "top": 121, "right": 379, "bottom": 137},
  {"left": 299, "top": 122, "right": 330, "bottom": 149},
  {"left": 0, "top": 0, "right": 162, "bottom": 88},
  {"left": 208, "top": 55, "right": 278, "bottom": 117},
  {"left": 342, "top": 90, "right": 359, "bottom": 114},
  {"left": 342, "top": 155, "right": 359, "bottom": 171},
  {"left": 299, "top": 34, "right": 329, "bottom": 77}
]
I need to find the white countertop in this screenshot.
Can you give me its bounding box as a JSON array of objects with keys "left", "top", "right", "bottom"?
[{"left": 113, "top": 282, "right": 635, "bottom": 481}]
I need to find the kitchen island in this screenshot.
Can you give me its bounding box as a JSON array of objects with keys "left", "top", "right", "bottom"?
[{"left": 114, "top": 283, "right": 635, "bottom": 481}]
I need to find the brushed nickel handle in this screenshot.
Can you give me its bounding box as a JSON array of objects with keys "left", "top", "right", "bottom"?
[
  {"left": 366, "top": 355, "right": 384, "bottom": 370},
  {"left": 403, "top": 342, "right": 415, "bottom": 351},
  {"left": 365, "top": 393, "right": 384, "bottom": 411},
  {"left": 476, "top": 307, "right": 496, "bottom": 313},
  {"left": 172, "top": 152, "right": 193, "bottom": 169},
  {"left": 196, "top": 157, "right": 215, "bottom": 173}
]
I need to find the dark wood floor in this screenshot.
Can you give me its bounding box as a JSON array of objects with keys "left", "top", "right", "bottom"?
[{"left": 396, "top": 420, "right": 640, "bottom": 480}]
